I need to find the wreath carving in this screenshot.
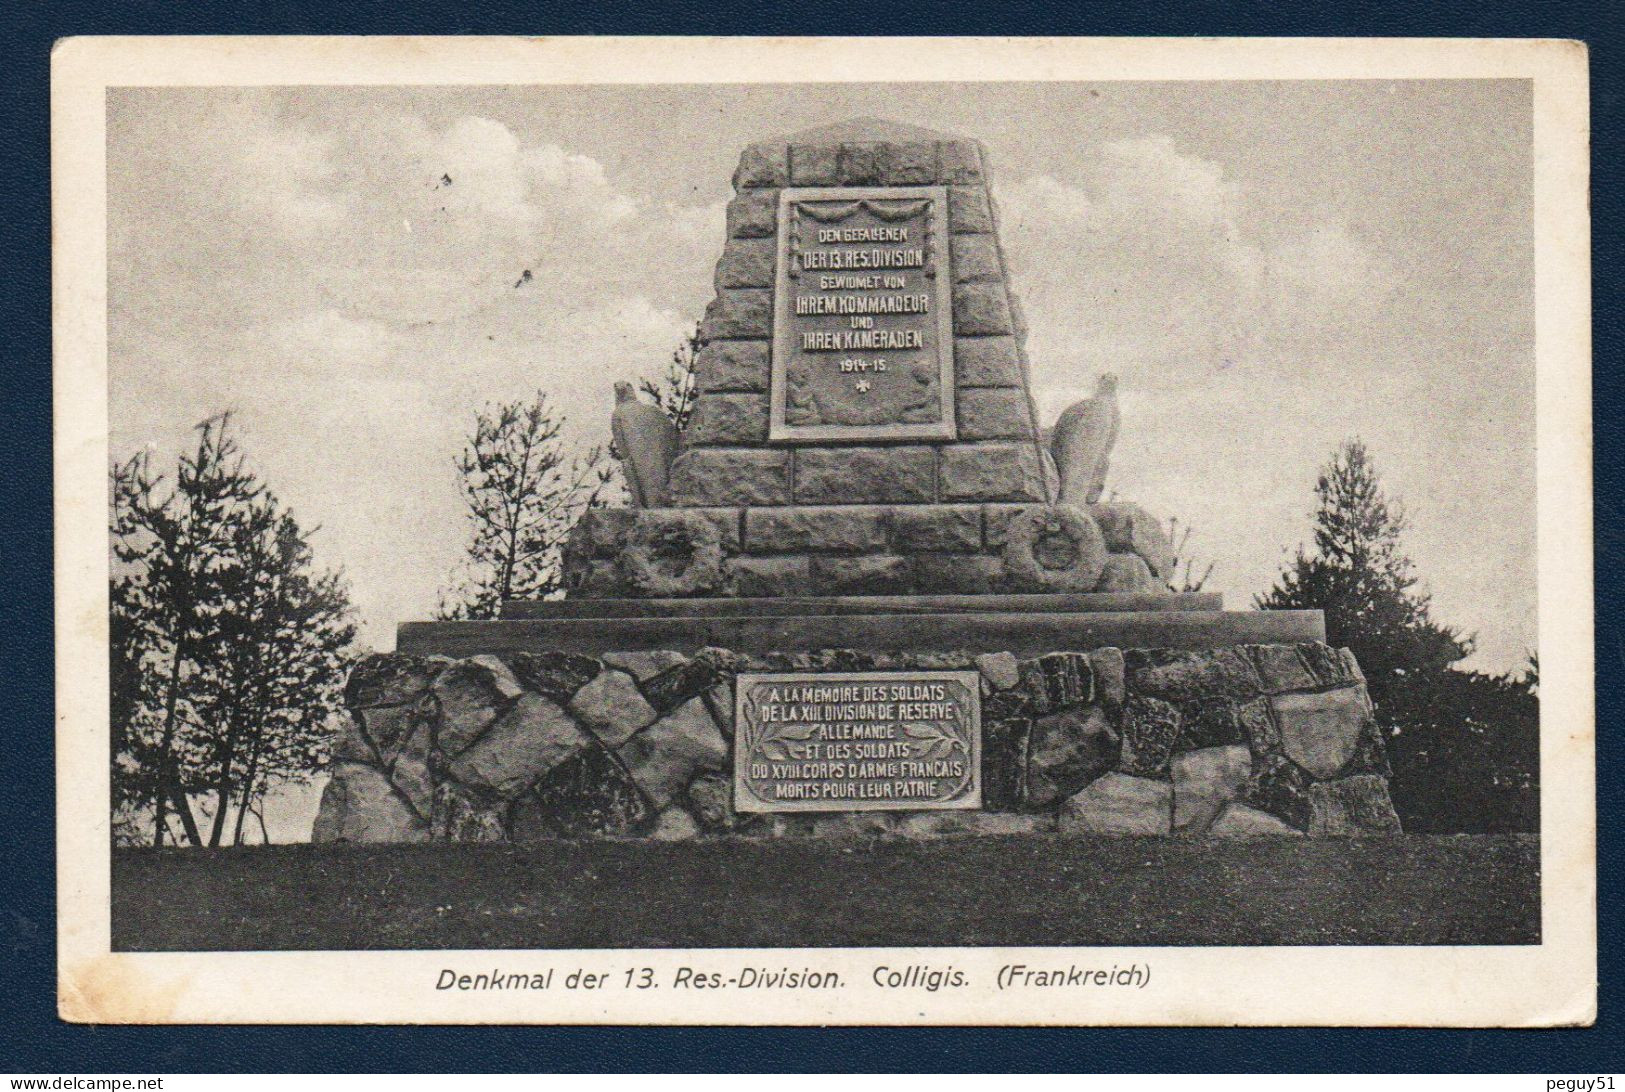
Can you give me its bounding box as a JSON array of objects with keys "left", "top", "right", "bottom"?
[
  {"left": 619, "top": 511, "right": 725, "bottom": 597},
  {"left": 1001, "top": 504, "right": 1107, "bottom": 592}
]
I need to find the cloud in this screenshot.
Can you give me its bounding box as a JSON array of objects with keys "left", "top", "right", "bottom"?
[{"left": 998, "top": 133, "right": 1396, "bottom": 415}]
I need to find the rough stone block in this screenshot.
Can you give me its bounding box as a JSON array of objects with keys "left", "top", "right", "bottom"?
[
  {"left": 568, "top": 667, "right": 659, "bottom": 747},
  {"left": 1089, "top": 648, "right": 1126, "bottom": 710},
  {"left": 955, "top": 337, "right": 1024, "bottom": 389},
  {"left": 714, "top": 238, "right": 777, "bottom": 289},
  {"left": 514, "top": 744, "right": 651, "bottom": 838},
  {"left": 1058, "top": 772, "right": 1172, "bottom": 835},
  {"left": 1097, "top": 553, "right": 1156, "bottom": 592},
  {"left": 1089, "top": 503, "right": 1175, "bottom": 578},
  {"left": 446, "top": 692, "right": 591, "bottom": 798},
  {"left": 733, "top": 142, "right": 788, "bottom": 189},
  {"left": 695, "top": 339, "right": 770, "bottom": 393},
  {"left": 356, "top": 704, "right": 426, "bottom": 761},
  {"left": 431, "top": 655, "right": 525, "bottom": 756},
  {"left": 1307, "top": 774, "right": 1403, "bottom": 836},
  {"left": 602, "top": 650, "right": 690, "bottom": 681},
  {"left": 1249, "top": 643, "right": 1319, "bottom": 694},
  {"left": 685, "top": 393, "right": 768, "bottom": 445},
  {"left": 331, "top": 716, "right": 379, "bottom": 765},
  {"left": 981, "top": 503, "right": 1026, "bottom": 548},
  {"left": 568, "top": 508, "right": 636, "bottom": 558},
  {"left": 938, "top": 140, "right": 984, "bottom": 183},
  {"left": 1272, "top": 686, "right": 1372, "bottom": 779},
  {"left": 312, "top": 763, "right": 430, "bottom": 844},
  {"left": 789, "top": 143, "right": 839, "bottom": 185},
  {"left": 981, "top": 709, "right": 1031, "bottom": 810},
  {"left": 975, "top": 651, "right": 1021, "bottom": 691},
  {"left": 639, "top": 654, "right": 725, "bottom": 715},
  {"left": 891, "top": 505, "right": 982, "bottom": 552},
  {"left": 667, "top": 448, "right": 791, "bottom": 506},
  {"left": 940, "top": 445, "right": 1046, "bottom": 502},
  {"left": 701, "top": 676, "right": 736, "bottom": 738},
  {"left": 1176, "top": 696, "right": 1246, "bottom": 750},
  {"left": 838, "top": 142, "right": 881, "bottom": 185},
  {"left": 429, "top": 781, "right": 507, "bottom": 843},
  {"left": 1245, "top": 751, "right": 1312, "bottom": 830},
  {"left": 649, "top": 805, "right": 701, "bottom": 841},
  {"left": 950, "top": 234, "right": 1002, "bottom": 283},
  {"left": 878, "top": 140, "right": 938, "bottom": 184},
  {"left": 952, "top": 283, "right": 1015, "bottom": 336},
  {"left": 617, "top": 697, "right": 728, "bottom": 808},
  {"left": 1171, "top": 745, "right": 1251, "bottom": 834},
  {"left": 387, "top": 746, "right": 435, "bottom": 815},
  {"left": 1207, "top": 802, "right": 1304, "bottom": 837},
  {"left": 563, "top": 558, "right": 629, "bottom": 598},
  {"left": 1127, "top": 647, "right": 1262, "bottom": 704},
  {"left": 726, "top": 190, "right": 778, "bottom": 238},
  {"left": 895, "top": 811, "right": 1054, "bottom": 838},
  {"left": 795, "top": 446, "right": 934, "bottom": 504},
  {"left": 1118, "top": 693, "right": 1181, "bottom": 777},
  {"left": 1237, "top": 696, "right": 1281, "bottom": 758},
  {"left": 809, "top": 554, "right": 912, "bottom": 595},
  {"left": 948, "top": 185, "right": 993, "bottom": 233},
  {"left": 727, "top": 555, "right": 809, "bottom": 597},
  {"left": 1018, "top": 651, "right": 1094, "bottom": 714},
  {"left": 1298, "top": 641, "right": 1359, "bottom": 687},
  {"left": 346, "top": 654, "right": 444, "bottom": 709},
  {"left": 1026, "top": 705, "right": 1120, "bottom": 808},
  {"left": 912, "top": 553, "right": 1006, "bottom": 594},
  {"left": 957, "top": 387, "right": 1033, "bottom": 441},
  {"left": 686, "top": 770, "right": 759, "bottom": 834},
  {"left": 745, "top": 505, "right": 889, "bottom": 553},
  {"left": 689, "top": 507, "right": 744, "bottom": 555},
  {"left": 700, "top": 289, "right": 772, "bottom": 340}
]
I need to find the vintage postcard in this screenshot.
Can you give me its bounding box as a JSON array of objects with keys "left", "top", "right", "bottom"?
[{"left": 53, "top": 36, "right": 1593, "bottom": 1025}]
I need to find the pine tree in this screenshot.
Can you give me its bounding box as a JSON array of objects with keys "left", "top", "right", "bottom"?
[
  {"left": 1259, "top": 439, "right": 1538, "bottom": 832},
  {"left": 110, "top": 413, "right": 357, "bottom": 846},
  {"left": 1258, "top": 440, "right": 1470, "bottom": 689},
  {"left": 438, "top": 392, "right": 616, "bottom": 619}
]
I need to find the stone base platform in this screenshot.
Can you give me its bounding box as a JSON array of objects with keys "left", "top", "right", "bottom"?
[
  {"left": 401, "top": 602, "right": 1323, "bottom": 659},
  {"left": 314, "top": 639, "right": 1401, "bottom": 846}
]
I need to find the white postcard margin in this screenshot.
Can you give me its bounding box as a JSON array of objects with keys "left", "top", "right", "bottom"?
[{"left": 51, "top": 35, "right": 1594, "bottom": 1026}]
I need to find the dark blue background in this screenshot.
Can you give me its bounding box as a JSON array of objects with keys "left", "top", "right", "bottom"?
[{"left": 2, "top": 0, "right": 1617, "bottom": 1073}]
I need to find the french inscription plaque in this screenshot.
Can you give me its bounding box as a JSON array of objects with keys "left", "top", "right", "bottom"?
[
  {"left": 769, "top": 186, "right": 956, "bottom": 443},
  {"left": 733, "top": 670, "right": 982, "bottom": 813}
]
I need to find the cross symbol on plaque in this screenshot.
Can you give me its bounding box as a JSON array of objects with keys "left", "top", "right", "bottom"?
[{"left": 854, "top": 378, "right": 871, "bottom": 393}]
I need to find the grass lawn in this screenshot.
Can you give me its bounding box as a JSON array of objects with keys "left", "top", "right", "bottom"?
[{"left": 112, "top": 833, "right": 1539, "bottom": 951}]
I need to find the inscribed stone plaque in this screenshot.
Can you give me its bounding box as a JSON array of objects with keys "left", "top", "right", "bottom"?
[
  {"left": 733, "top": 671, "right": 982, "bottom": 812},
  {"left": 769, "top": 187, "right": 956, "bottom": 443}
]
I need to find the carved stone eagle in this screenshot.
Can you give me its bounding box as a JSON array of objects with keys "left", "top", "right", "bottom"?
[
  {"left": 1050, "top": 373, "right": 1120, "bottom": 506},
  {"left": 611, "top": 381, "right": 679, "bottom": 509}
]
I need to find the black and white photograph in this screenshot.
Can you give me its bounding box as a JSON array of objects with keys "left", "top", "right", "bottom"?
[{"left": 52, "top": 36, "right": 1593, "bottom": 1026}]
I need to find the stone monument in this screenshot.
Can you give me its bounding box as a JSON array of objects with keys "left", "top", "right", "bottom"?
[{"left": 314, "top": 119, "right": 1401, "bottom": 845}]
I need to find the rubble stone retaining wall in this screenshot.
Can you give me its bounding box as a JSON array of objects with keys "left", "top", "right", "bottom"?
[{"left": 313, "top": 641, "right": 1400, "bottom": 844}]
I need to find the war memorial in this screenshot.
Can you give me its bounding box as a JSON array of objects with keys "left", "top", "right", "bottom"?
[{"left": 313, "top": 120, "right": 1403, "bottom": 845}]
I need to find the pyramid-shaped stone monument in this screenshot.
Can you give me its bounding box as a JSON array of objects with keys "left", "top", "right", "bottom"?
[{"left": 322, "top": 121, "right": 1400, "bottom": 845}]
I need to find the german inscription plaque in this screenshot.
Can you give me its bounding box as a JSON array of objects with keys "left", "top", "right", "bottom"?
[
  {"left": 769, "top": 186, "right": 956, "bottom": 443},
  {"left": 733, "top": 670, "right": 982, "bottom": 813}
]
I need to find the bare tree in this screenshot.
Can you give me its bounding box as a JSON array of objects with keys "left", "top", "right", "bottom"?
[
  {"left": 438, "top": 392, "right": 616, "bottom": 619},
  {"left": 1163, "top": 517, "right": 1214, "bottom": 593}
]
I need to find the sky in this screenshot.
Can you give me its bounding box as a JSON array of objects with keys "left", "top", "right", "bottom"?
[{"left": 107, "top": 79, "right": 1536, "bottom": 688}]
